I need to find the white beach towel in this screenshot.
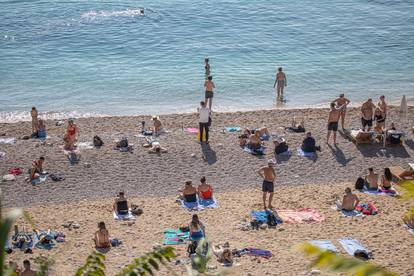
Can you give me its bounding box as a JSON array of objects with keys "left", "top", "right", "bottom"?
[
  {"left": 338, "top": 238, "right": 370, "bottom": 256},
  {"left": 310, "top": 240, "right": 338, "bottom": 253},
  {"left": 0, "top": 138, "right": 16, "bottom": 145},
  {"left": 3, "top": 174, "right": 16, "bottom": 181},
  {"left": 77, "top": 142, "right": 94, "bottom": 150},
  {"left": 297, "top": 148, "right": 316, "bottom": 158},
  {"left": 113, "top": 210, "right": 135, "bottom": 220}
]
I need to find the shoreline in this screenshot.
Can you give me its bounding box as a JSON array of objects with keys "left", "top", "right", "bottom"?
[{"left": 1, "top": 96, "right": 413, "bottom": 124}]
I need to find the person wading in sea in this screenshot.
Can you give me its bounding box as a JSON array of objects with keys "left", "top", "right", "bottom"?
[{"left": 273, "top": 67, "right": 287, "bottom": 100}]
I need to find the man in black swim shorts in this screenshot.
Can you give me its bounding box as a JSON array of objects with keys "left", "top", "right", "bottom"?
[
  {"left": 327, "top": 102, "right": 341, "bottom": 144},
  {"left": 257, "top": 159, "right": 276, "bottom": 210}
]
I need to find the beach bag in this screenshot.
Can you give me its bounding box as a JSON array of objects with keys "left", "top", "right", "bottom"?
[
  {"left": 355, "top": 177, "right": 365, "bottom": 190},
  {"left": 116, "top": 138, "right": 128, "bottom": 148},
  {"left": 187, "top": 240, "right": 198, "bottom": 256},
  {"left": 131, "top": 205, "right": 143, "bottom": 216},
  {"left": 266, "top": 213, "right": 278, "bottom": 227},
  {"left": 93, "top": 135, "right": 104, "bottom": 147},
  {"left": 50, "top": 173, "right": 65, "bottom": 182}
]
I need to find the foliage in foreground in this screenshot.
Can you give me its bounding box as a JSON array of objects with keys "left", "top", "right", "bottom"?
[{"left": 298, "top": 243, "right": 397, "bottom": 276}]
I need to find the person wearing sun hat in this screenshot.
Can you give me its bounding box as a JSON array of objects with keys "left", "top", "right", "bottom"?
[{"left": 257, "top": 159, "right": 276, "bottom": 210}]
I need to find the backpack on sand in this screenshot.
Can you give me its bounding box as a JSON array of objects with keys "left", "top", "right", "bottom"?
[
  {"left": 116, "top": 137, "right": 128, "bottom": 148},
  {"left": 355, "top": 177, "right": 365, "bottom": 190},
  {"left": 93, "top": 135, "right": 104, "bottom": 147}
]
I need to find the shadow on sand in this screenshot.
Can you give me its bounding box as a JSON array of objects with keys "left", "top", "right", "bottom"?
[
  {"left": 328, "top": 144, "right": 356, "bottom": 166},
  {"left": 201, "top": 143, "right": 217, "bottom": 165}
]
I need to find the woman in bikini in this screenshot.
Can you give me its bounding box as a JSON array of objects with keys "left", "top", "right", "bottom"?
[
  {"left": 381, "top": 168, "right": 393, "bottom": 190},
  {"left": 179, "top": 181, "right": 197, "bottom": 203},
  {"left": 64, "top": 119, "right": 78, "bottom": 150},
  {"left": 198, "top": 176, "right": 213, "bottom": 200},
  {"left": 93, "top": 222, "right": 111, "bottom": 248},
  {"left": 189, "top": 214, "right": 205, "bottom": 241}
]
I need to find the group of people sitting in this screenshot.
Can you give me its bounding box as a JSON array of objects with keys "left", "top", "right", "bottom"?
[
  {"left": 180, "top": 177, "right": 214, "bottom": 203},
  {"left": 239, "top": 127, "right": 271, "bottom": 149}
]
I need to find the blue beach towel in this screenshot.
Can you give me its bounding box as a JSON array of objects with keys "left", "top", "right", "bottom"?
[
  {"left": 199, "top": 197, "right": 219, "bottom": 209},
  {"left": 341, "top": 209, "right": 362, "bottom": 217},
  {"left": 338, "top": 238, "right": 370, "bottom": 256},
  {"left": 179, "top": 199, "right": 201, "bottom": 211},
  {"left": 163, "top": 229, "right": 189, "bottom": 245},
  {"left": 225, "top": 126, "right": 242, "bottom": 132},
  {"left": 251, "top": 210, "right": 282, "bottom": 224},
  {"left": 31, "top": 174, "right": 47, "bottom": 185},
  {"left": 310, "top": 240, "right": 338, "bottom": 253},
  {"left": 297, "top": 148, "right": 316, "bottom": 158}
]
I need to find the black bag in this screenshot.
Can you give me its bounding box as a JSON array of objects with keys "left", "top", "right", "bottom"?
[
  {"left": 187, "top": 240, "right": 198, "bottom": 256},
  {"left": 116, "top": 138, "right": 128, "bottom": 148},
  {"left": 267, "top": 213, "right": 278, "bottom": 227},
  {"left": 50, "top": 173, "right": 65, "bottom": 182},
  {"left": 93, "top": 135, "right": 104, "bottom": 147},
  {"left": 355, "top": 177, "right": 365, "bottom": 190},
  {"left": 208, "top": 116, "right": 212, "bottom": 127}
]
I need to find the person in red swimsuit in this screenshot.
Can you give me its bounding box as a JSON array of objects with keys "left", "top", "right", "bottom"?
[
  {"left": 64, "top": 119, "right": 78, "bottom": 150},
  {"left": 198, "top": 176, "right": 213, "bottom": 200}
]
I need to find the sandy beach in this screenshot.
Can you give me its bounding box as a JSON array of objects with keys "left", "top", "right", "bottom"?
[{"left": 1, "top": 106, "right": 414, "bottom": 275}]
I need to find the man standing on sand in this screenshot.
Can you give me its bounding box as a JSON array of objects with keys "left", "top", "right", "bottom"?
[
  {"left": 204, "top": 75, "right": 215, "bottom": 110},
  {"left": 273, "top": 67, "right": 287, "bottom": 100},
  {"left": 21, "top": 260, "right": 36, "bottom": 276},
  {"left": 327, "top": 102, "right": 341, "bottom": 144},
  {"left": 198, "top": 101, "right": 210, "bottom": 144},
  {"left": 31, "top": 107, "right": 39, "bottom": 135},
  {"left": 257, "top": 159, "right": 276, "bottom": 210},
  {"left": 333, "top": 93, "right": 350, "bottom": 130},
  {"left": 378, "top": 95, "right": 387, "bottom": 127},
  {"left": 361, "top": 98, "right": 376, "bottom": 131}
]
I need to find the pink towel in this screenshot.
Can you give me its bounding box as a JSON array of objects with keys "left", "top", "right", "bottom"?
[
  {"left": 186, "top": 128, "right": 199, "bottom": 134},
  {"left": 277, "top": 208, "right": 324, "bottom": 224}
]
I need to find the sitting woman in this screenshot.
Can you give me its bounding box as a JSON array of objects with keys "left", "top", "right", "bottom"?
[
  {"left": 248, "top": 132, "right": 263, "bottom": 149},
  {"left": 151, "top": 116, "right": 166, "bottom": 135},
  {"left": 198, "top": 176, "right": 213, "bottom": 200},
  {"left": 180, "top": 181, "right": 197, "bottom": 203},
  {"left": 273, "top": 137, "right": 289, "bottom": 154},
  {"left": 374, "top": 107, "right": 385, "bottom": 131},
  {"left": 365, "top": 168, "right": 379, "bottom": 190},
  {"left": 381, "top": 168, "right": 394, "bottom": 190},
  {"left": 64, "top": 119, "right": 78, "bottom": 150},
  {"left": 113, "top": 192, "right": 129, "bottom": 215},
  {"left": 29, "top": 156, "right": 45, "bottom": 182},
  {"left": 189, "top": 214, "right": 205, "bottom": 241},
  {"left": 93, "top": 222, "right": 111, "bottom": 249}
]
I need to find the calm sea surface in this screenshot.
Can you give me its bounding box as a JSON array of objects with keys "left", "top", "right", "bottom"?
[{"left": 1, "top": 0, "right": 413, "bottom": 122}]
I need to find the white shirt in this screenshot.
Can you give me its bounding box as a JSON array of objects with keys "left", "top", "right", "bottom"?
[{"left": 198, "top": 107, "right": 210, "bottom": 123}]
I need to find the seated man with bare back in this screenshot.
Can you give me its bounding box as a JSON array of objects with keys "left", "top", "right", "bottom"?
[{"left": 336, "top": 188, "right": 359, "bottom": 211}]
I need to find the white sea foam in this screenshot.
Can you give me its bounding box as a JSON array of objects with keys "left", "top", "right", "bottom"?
[
  {"left": 81, "top": 8, "right": 144, "bottom": 19},
  {"left": 0, "top": 111, "right": 106, "bottom": 124}
]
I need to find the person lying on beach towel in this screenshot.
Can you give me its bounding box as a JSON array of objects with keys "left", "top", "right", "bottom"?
[
  {"left": 11, "top": 228, "right": 34, "bottom": 253},
  {"left": 365, "top": 168, "right": 379, "bottom": 191},
  {"left": 113, "top": 191, "right": 129, "bottom": 216},
  {"left": 335, "top": 188, "right": 360, "bottom": 212},
  {"left": 273, "top": 136, "right": 289, "bottom": 155},
  {"left": 34, "top": 230, "right": 56, "bottom": 250},
  {"left": 147, "top": 141, "right": 168, "bottom": 154},
  {"left": 301, "top": 132, "right": 320, "bottom": 153},
  {"left": 285, "top": 117, "right": 305, "bottom": 133},
  {"left": 213, "top": 244, "right": 233, "bottom": 266},
  {"left": 198, "top": 176, "right": 213, "bottom": 200},
  {"left": 189, "top": 214, "right": 205, "bottom": 241}
]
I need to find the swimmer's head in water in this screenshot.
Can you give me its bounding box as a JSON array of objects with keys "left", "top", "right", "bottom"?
[{"left": 339, "top": 93, "right": 344, "bottom": 97}]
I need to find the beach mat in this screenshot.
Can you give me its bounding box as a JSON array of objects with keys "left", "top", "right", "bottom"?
[
  {"left": 163, "top": 229, "right": 189, "bottom": 245},
  {"left": 113, "top": 210, "right": 135, "bottom": 220},
  {"left": 297, "top": 148, "right": 316, "bottom": 158},
  {"left": 277, "top": 208, "right": 324, "bottom": 224},
  {"left": 241, "top": 248, "right": 272, "bottom": 259},
  {"left": 338, "top": 238, "right": 370, "bottom": 257},
  {"left": 178, "top": 199, "right": 201, "bottom": 211},
  {"left": 362, "top": 186, "right": 398, "bottom": 196},
  {"left": 331, "top": 205, "right": 362, "bottom": 217},
  {"left": 77, "top": 142, "right": 94, "bottom": 150},
  {"left": 251, "top": 210, "right": 282, "bottom": 224},
  {"left": 31, "top": 175, "right": 47, "bottom": 185},
  {"left": 310, "top": 240, "right": 338, "bottom": 253}
]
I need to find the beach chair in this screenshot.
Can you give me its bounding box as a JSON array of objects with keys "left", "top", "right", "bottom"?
[{"left": 345, "top": 129, "right": 373, "bottom": 144}]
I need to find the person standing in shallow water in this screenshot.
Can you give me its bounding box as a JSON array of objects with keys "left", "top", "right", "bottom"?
[
  {"left": 204, "top": 75, "right": 215, "bottom": 110},
  {"left": 273, "top": 67, "right": 287, "bottom": 100},
  {"left": 204, "top": 58, "right": 211, "bottom": 79}
]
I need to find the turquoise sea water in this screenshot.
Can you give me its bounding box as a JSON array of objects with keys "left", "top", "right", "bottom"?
[{"left": 1, "top": 0, "right": 413, "bottom": 122}]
